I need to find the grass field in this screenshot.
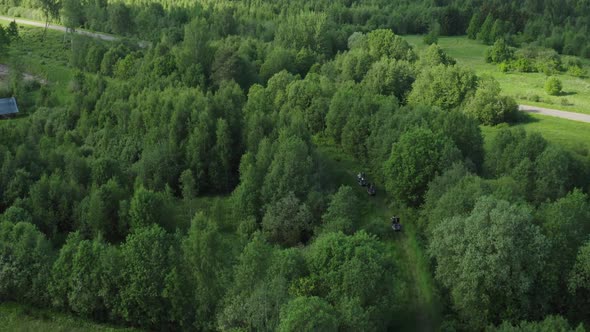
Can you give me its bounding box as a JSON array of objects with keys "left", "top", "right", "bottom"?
[
  {"left": 0, "top": 303, "right": 137, "bottom": 332},
  {"left": 481, "top": 113, "right": 590, "bottom": 158},
  {"left": 0, "top": 18, "right": 74, "bottom": 104},
  {"left": 404, "top": 35, "right": 590, "bottom": 115}
]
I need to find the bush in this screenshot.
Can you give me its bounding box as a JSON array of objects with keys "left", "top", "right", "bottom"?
[
  {"left": 485, "top": 39, "right": 514, "bottom": 64},
  {"left": 545, "top": 77, "right": 562, "bottom": 95}
]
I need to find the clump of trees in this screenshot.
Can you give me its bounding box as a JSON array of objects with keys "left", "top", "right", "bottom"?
[{"left": 545, "top": 76, "right": 563, "bottom": 95}]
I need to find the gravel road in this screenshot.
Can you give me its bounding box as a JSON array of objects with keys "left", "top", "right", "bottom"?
[
  {"left": 0, "top": 15, "right": 118, "bottom": 41},
  {"left": 519, "top": 105, "right": 590, "bottom": 123}
]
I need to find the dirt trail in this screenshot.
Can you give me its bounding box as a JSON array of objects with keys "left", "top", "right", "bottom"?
[
  {"left": 0, "top": 15, "right": 117, "bottom": 42},
  {"left": 519, "top": 104, "right": 590, "bottom": 123},
  {"left": 0, "top": 15, "right": 148, "bottom": 47}
]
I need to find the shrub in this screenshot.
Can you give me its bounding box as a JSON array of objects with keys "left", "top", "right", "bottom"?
[{"left": 545, "top": 77, "right": 562, "bottom": 95}]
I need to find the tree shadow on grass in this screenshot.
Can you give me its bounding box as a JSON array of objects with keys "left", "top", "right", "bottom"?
[
  {"left": 560, "top": 91, "right": 577, "bottom": 97},
  {"left": 513, "top": 111, "right": 540, "bottom": 125}
]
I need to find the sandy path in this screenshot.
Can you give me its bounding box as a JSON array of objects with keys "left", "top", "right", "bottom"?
[{"left": 519, "top": 105, "right": 590, "bottom": 123}]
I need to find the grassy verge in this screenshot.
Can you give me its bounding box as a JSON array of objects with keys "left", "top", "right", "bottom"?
[
  {"left": 404, "top": 35, "right": 590, "bottom": 115},
  {"left": 0, "top": 303, "right": 138, "bottom": 332}
]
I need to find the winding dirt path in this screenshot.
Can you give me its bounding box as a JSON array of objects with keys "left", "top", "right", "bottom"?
[
  {"left": 0, "top": 15, "right": 117, "bottom": 42},
  {"left": 519, "top": 105, "right": 590, "bottom": 123}
]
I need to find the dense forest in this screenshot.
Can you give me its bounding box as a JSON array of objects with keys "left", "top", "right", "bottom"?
[{"left": 1, "top": 0, "right": 590, "bottom": 331}]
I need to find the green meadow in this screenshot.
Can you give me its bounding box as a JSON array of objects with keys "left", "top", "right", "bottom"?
[{"left": 405, "top": 35, "right": 590, "bottom": 115}]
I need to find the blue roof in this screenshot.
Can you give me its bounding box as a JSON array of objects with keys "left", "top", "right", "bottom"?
[{"left": 0, "top": 97, "right": 19, "bottom": 116}]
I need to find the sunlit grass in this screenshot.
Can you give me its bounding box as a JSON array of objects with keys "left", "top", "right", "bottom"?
[{"left": 404, "top": 35, "right": 590, "bottom": 115}]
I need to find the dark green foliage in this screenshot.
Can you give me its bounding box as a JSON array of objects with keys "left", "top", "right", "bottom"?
[
  {"left": 384, "top": 128, "right": 461, "bottom": 206},
  {"left": 128, "top": 187, "right": 172, "bottom": 231},
  {"left": 466, "top": 13, "right": 480, "bottom": 39},
  {"left": 491, "top": 315, "right": 583, "bottom": 332},
  {"left": 320, "top": 185, "right": 360, "bottom": 234},
  {"left": 261, "top": 135, "right": 314, "bottom": 204},
  {"left": 430, "top": 197, "right": 548, "bottom": 329},
  {"left": 262, "top": 192, "right": 313, "bottom": 247},
  {"left": 477, "top": 14, "right": 495, "bottom": 45}
]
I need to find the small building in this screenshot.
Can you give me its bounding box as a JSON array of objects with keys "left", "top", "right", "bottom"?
[{"left": 0, "top": 97, "right": 19, "bottom": 119}]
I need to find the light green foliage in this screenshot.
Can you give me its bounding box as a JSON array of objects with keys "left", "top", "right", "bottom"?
[
  {"left": 570, "top": 241, "right": 590, "bottom": 295},
  {"left": 48, "top": 233, "right": 120, "bottom": 319},
  {"left": 384, "top": 127, "right": 461, "bottom": 206},
  {"left": 418, "top": 44, "right": 456, "bottom": 68},
  {"left": 218, "top": 234, "right": 304, "bottom": 331},
  {"left": 278, "top": 296, "right": 338, "bottom": 332},
  {"left": 362, "top": 58, "right": 415, "bottom": 102},
  {"left": 262, "top": 192, "right": 313, "bottom": 247},
  {"left": 408, "top": 64, "right": 478, "bottom": 111},
  {"left": 303, "top": 231, "right": 398, "bottom": 330},
  {"left": 276, "top": 11, "right": 331, "bottom": 56},
  {"left": 0, "top": 221, "right": 53, "bottom": 306},
  {"left": 485, "top": 39, "right": 514, "bottom": 64},
  {"left": 181, "top": 212, "right": 228, "bottom": 330},
  {"left": 464, "top": 77, "right": 518, "bottom": 125},
  {"left": 117, "top": 225, "right": 174, "bottom": 328},
  {"left": 545, "top": 76, "right": 563, "bottom": 95},
  {"left": 367, "top": 29, "right": 416, "bottom": 61},
  {"left": 430, "top": 197, "right": 548, "bottom": 328}
]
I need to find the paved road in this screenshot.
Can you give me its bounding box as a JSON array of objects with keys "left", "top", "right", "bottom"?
[
  {"left": 519, "top": 105, "right": 590, "bottom": 123},
  {"left": 0, "top": 15, "right": 118, "bottom": 42}
]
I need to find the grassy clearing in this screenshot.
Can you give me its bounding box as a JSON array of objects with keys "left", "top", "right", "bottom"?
[
  {"left": 0, "top": 303, "right": 137, "bottom": 332},
  {"left": 481, "top": 113, "right": 590, "bottom": 158},
  {"left": 404, "top": 35, "right": 590, "bottom": 115},
  {"left": 0, "top": 18, "right": 74, "bottom": 104},
  {"left": 315, "top": 138, "right": 442, "bottom": 332}
]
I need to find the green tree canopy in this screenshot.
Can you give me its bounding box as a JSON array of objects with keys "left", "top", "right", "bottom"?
[{"left": 430, "top": 196, "right": 548, "bottom": 329}]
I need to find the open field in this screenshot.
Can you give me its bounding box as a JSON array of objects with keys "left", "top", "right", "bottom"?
[
  {"left": 481, "top": 113, "right": 590, "bottom": 158},
  {"left": 404, "top": 35, "right": 590, "bottom": 115},
  {"left": 0, "top": 18, "right": 73, "bottom": 104}
]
